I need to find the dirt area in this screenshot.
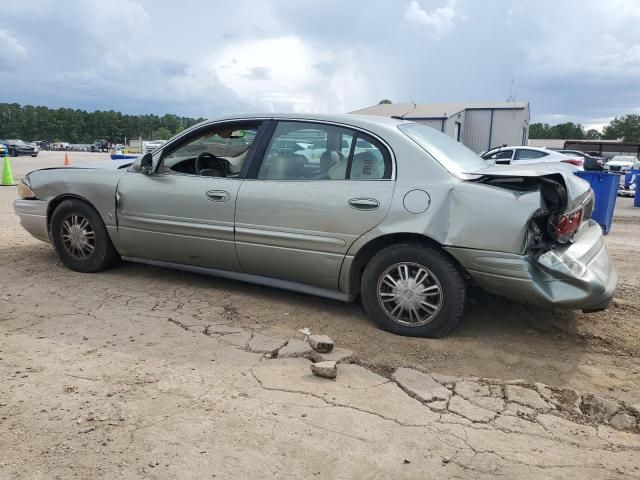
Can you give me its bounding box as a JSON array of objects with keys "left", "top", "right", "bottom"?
[{"left": 1, "top": 151, "right": 640, "bottom": 478}]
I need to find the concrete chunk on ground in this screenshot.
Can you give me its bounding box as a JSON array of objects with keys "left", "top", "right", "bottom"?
[
  {"left": 391, "top": 367, "right": 452, "bottom": 403},
  {"left": 536, "top": 384, "right": 582, "bottom": 415},
  {"left": 454, "top": 380, "right": 491, "bottom": 398},
  {"left": 277, "top": 339, "right": 312, "bottom": 358},
  {"left": 448, "top": 395, "right": 496, "bottom": 423},
  {"left": 307, "top": 334, "right": 334, "bottom": 353},
  {"left": 609, "top": 412, "right": 637, "bottom": 431},
  {"left": 505, "top": 385, "right": 550, "bottom": 411},
  {"left": 310, "top": 347, "right": 353, "bottom": 364},
  {"left": 430, "top": 373, "right": 457, "bottom": 387},
  {"left": 311, "top": 361, "right": 337, "bottom": 379},
  {"left": 581, "top": 393, "right": 620, "bottom": 420},
  {"left": 247, "top": 333, "right": 287, "bottom": 354}
]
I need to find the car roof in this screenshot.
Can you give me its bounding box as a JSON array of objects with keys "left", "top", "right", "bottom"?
[
  {"left": 486, "top": 145, "right": 551, "bottom": 153},
  {"left": 192, "top": 113, "right": 406, "bottom": 130}
]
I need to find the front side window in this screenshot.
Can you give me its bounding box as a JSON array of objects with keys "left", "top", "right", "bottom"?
[
  {"left": 257, "top": 121, "right": 391, "bottom": 180},
  {"left": 159, "top": 122, "right": 261, "bottom": 177},
  {"left": 514, "top": 149, "right": 548, "bottom": 160}
]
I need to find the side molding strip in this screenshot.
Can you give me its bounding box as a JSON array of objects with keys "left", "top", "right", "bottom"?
[{"left": 121, "top": 256, "right": 353, "bottom": 302}]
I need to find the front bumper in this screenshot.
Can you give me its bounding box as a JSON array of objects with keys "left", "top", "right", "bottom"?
[
  {"left": 14, "top": 199, "right": 50, "bottom": 243},
  {"left": 445, "top": 220, "right": 617, "bottom": 310}
]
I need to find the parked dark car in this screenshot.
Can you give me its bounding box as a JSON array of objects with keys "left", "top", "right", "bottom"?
[
  {"left": 6, "top": 139, "right": 38, "bottom": 157},
  {"left": 91, "top": 139, "right": 109, "bottom": 153},
  {"left": 557, "top": 150, "right": 604, "bottom": 171}
]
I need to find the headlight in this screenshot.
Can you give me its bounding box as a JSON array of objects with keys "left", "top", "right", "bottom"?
[{"left": 17, "top": 180, "right": 36, "bottom": 199}]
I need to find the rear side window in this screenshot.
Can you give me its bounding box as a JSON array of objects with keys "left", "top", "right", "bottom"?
[
  {"left": 257, "top": 121, "right": 392, "bottom": 181},
  {"left": 399, "top": 123, "right": 489, "bottom": 175},
  {"left": 483, "top": 149, "right": 513, "bottom": 160},
  {"left": 514, "top": 149, "right": 548, "bottom": 160}
]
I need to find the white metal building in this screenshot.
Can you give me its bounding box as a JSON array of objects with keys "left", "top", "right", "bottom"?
[{"left": 350, "top": 102, "right": 530, "bottom": 153}]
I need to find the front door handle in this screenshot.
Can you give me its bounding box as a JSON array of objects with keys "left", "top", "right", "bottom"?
[
  {"left": 348, "top": 198, "right": 380, "bottom": 210},
  {"left": 205, "top": 190, "right": 231, "bottom": 202}
]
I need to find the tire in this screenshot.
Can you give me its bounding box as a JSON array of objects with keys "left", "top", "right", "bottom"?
[
  {"left": 50, "top": 199, "right": 119, "bottom": 273},
  {"left": 361, "top": 243, "right": 466, "bottom": 338}
]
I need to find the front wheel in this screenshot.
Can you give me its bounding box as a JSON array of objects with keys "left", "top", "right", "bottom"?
[
  {"left": 50, "top": 199, "right": 119, "bottom": 273},
  {"left": 361, "top": 243, "right": 466, "bottom": 338}
]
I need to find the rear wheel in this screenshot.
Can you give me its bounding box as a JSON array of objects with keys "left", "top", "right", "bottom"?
[
  {"left": 361, "top": 243, "right": 466, "bottom": 337},
  {"left": 50, "top": 199, "right": 119, "bottom": 273}
]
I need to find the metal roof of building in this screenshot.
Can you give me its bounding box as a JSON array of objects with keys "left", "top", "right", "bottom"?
[{"left": 350, "top": 102, "right": 529, "bottom": 119}]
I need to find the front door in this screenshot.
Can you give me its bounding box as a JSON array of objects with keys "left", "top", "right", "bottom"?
[
  {"left": 235, "top": 120, "right": 395, "bottom": 289},
  {"left": 115, "top": 121, "right": 264, "bottom": 271}
]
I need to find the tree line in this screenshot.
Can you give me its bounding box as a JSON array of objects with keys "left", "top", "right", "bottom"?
[
  {"left": 529, "top": 115, "right": 640, "bottom": 143},
  {"left": 4, "top": 101, "right": 640, "bottom": 145},
  {"left": 0, "top": 103, "right": 205, "bottom": 144}
]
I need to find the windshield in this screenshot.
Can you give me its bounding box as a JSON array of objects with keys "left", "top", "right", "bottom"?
[{"left": 398, "top": 123, "right": 489, "bottom": 176}]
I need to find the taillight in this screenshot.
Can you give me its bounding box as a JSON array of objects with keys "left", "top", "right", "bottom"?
[
  {"left": 561, "top": 158, "right": 584, "bottom": 167},
  {"left": 554, "top": 208, "right": 583, "bottom": 242}
]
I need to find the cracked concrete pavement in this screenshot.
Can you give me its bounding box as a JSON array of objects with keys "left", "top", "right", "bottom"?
[{"left": 2, "top": 152, "right": 640, "bottom": 478}]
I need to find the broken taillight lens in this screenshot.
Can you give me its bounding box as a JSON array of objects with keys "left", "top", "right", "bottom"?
[{"left": 554, "top": 208, "right": 583, "bottom": 242}]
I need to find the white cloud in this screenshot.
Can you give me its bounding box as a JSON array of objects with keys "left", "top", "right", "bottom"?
[
  {"left": 213, "top": 36, "right": 372, "bottom": 113},
  {"left": 0, "top": 29, "right": 27, "bottom": 70},
  {"left": 404, "top": 0, "right": 460, "bottom": 40}
]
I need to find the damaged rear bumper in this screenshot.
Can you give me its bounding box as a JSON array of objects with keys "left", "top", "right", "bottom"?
[{"left": 445, "top": 220, "right": 617, "bottom": 310}]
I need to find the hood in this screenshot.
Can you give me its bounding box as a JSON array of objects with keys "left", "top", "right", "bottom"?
[
  {"left": 32, "top": 160, "right": 133, "bottom": 173},
  {"left": 468, "top": 163, "right": 590, "bottom": 208},
  {"left": 72, "top": 160, "right": 133, "bottom": 169}
]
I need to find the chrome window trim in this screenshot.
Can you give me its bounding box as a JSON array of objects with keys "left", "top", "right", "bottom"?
[
  {"left": 269, "top": 117, "right": 397, "bottom": 181},
  {"left": 158, "top": 117, "right": 397, "bottom": 181}
]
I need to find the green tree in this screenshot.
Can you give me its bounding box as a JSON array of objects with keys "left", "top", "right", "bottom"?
[
  {"left": 0, "top": 102, "right": 205, "bottom": 144},
  {"left": 528, "top": 122, "right": 585, "bottom": 139},
  {"left": 529, "top": 123, "right": 550, "bottom": 139},
  {"left": 549, "top": 122, "right": 584, "bottom": 140},
  {"left": 585, "top": 129, "right": 601, "bottom": 140},
  {"left": 153, "top": 127, "right": 172, "bottom": 140},
  {"left": 378, "top": 99, "right": 392, "bottom": 104},
  {"left": 602, "top": 114, "right": 640, "bottom": 142}
]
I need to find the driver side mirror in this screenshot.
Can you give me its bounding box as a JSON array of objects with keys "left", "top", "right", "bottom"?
[{"left": 131, "top": 153, "right": 154, "bottom": 174}]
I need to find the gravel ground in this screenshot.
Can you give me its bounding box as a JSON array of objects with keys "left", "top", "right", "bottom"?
[{"left": 1, "top": 151, "right": 639, "bottom": 478}]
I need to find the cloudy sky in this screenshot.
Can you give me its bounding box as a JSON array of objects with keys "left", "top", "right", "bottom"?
[{"left": 1, "top": 0, "right": 639, "bottom": 129}]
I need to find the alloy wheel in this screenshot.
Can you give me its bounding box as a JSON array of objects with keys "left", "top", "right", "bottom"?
[
  {"left": 376, "top": 262, "right": 443, "bottom": 326},
  {"left": 61, "top": 213, "right": 96, "bottom": 259}
]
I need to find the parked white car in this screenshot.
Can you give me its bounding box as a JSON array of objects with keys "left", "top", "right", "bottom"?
[
  {"left": 481, "top": 146, "right": 584, "bottom": 169},
  {"left": 143, "top": 140, "right": 167, "bottom": 154},
  {"left": 295, "top": 138, "right": 382, "bottom": 164},
  {"left": 604, "top": 155, "right": 640, "bottom": 173}
]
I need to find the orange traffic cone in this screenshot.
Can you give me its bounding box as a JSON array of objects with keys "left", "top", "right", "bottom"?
[{"left": 64, "top": 152, "right": 70, "bottom": 166}]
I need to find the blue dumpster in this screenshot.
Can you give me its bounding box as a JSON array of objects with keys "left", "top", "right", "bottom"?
[
  {"left": 635, "top": 175, "right": 640, "bottom": 208},
  {"left": 574, "top": 171, "right": 618, "bottom": 234},
  {"left": 624, "top": 169, "right": 640, "bottom": 189}
]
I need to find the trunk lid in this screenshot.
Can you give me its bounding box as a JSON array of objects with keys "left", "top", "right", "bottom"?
[
  {"left": 468, "top": 163, "right": 594, "bottom": 247},
  {"left": 468, "top": 163, "right": 591, "bottom": 210}
]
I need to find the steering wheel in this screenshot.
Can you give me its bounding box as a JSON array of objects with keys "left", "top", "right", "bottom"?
[{"left": 195, "top": 152, "right": 220, "bottom": 175}]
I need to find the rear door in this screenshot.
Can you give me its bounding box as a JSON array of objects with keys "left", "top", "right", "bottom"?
[{"left": 235, "top": 120, "right": 395, "bottom": 289}]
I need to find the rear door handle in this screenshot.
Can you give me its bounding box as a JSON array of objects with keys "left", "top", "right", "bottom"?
[
  {"left": 348, "top": 198, "right": 380, "bottom": 210},
  {"left": 205, "top": 190, "right": 231, "bottom": 202}
]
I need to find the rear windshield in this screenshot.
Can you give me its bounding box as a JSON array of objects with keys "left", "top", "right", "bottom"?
[{"left": 398, "top": 123, "right": 489, "bottom": 176}]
